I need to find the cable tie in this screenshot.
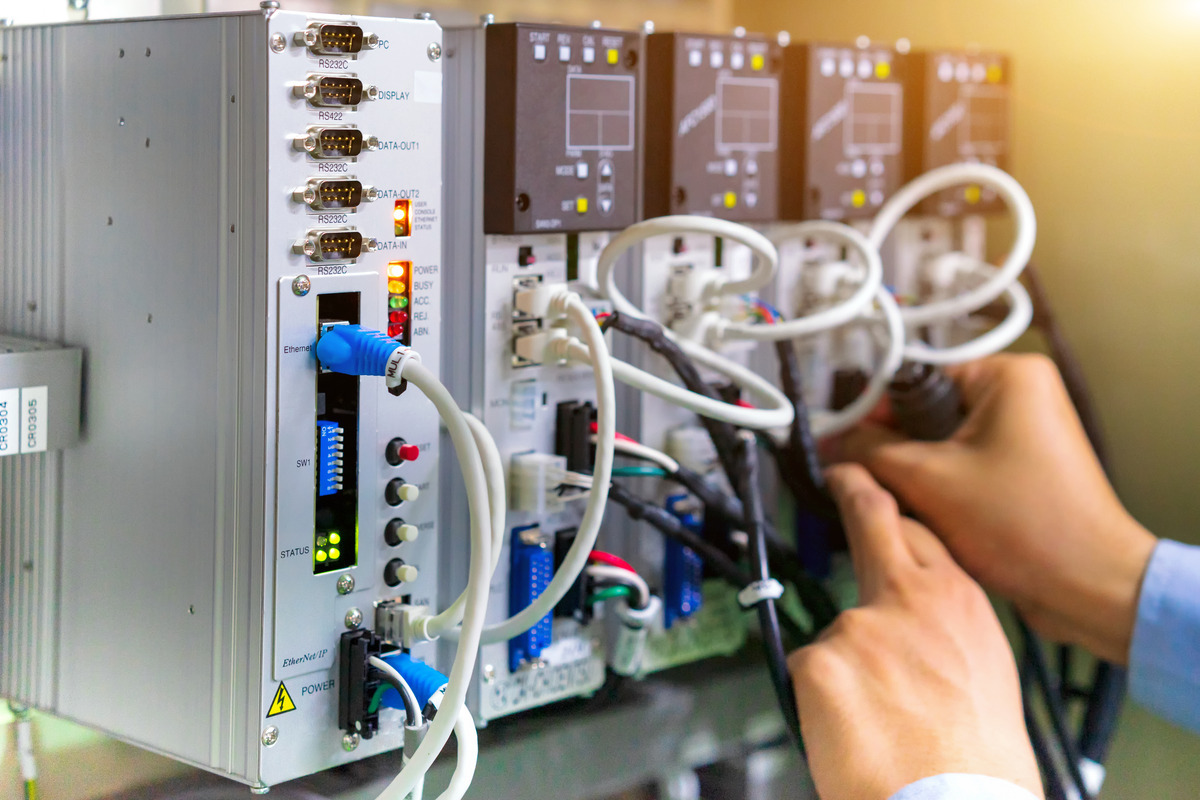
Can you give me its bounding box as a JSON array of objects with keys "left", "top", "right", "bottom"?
[
  {"left": 385, "top": 345, "right": 422, "bottom": 389},
  {"left": 737, "top": 578, "right": 785, "bottom": 609}
]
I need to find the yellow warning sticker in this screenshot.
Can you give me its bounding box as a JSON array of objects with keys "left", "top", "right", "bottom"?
[{"left": 267, "top": 682, "right": 297, "bottom": 718}]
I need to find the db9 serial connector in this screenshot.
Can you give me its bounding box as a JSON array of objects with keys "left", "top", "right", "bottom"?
[
  {"left": 294, "top": 229, "right": 377, "bottom": 261},
  {"left": 293, "top": 75, "right": 377, "bottom": 107},
  {"left": 295, "top": 23, "right": 379, "bottom": 55},
  {"left": 294, "top": 179, "right": 377, "bottom": 210},
  {"left": 293, "top": 127, "right": 380, "bottom": 159}
]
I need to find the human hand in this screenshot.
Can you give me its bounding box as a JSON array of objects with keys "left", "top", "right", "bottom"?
[
  {"left": 790, "top": 464, "right": 1042, "bottom": 800},
  {"left": 839, "top": 354, "right": 1156, "bottom": 665}
]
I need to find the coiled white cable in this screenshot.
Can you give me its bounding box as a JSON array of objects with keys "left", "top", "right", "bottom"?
[
  {"left": 596, "top": 215, "right": 779, "bottom": 320},
  {"left": 717, "top": 220, "right": 882, "bottom": 342},
  {"left": 868, "top": 163, "right": 1037, "bottom": 327}
]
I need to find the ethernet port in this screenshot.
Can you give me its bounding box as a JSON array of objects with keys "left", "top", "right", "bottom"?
[
  {"left": 294, "top": 76, "right": 375, "bottom": 107},
  {"left": 295, "top": 229, "right": 376, "bottom": 261},
  {"left": 295, "top": 127, "right": 375, "bottom": 159},
  {"left": 294, "top": 179, "right": 373, "bottom": 210},
  {"left": 297, "top": 23, "right": 377, "bottom": 55}
]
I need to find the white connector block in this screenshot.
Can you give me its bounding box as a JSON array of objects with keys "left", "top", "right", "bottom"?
[
  {"left": 512, "top": 326, "right": 568, "bottom": 367},
  {"left": 510, "top": 452, "right": 571, "bottom": 515},
  {"left": 513, "top": 281, "right": 568, "bottom": 320}
]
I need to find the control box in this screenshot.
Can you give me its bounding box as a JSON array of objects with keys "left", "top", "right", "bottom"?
[
  {"left": 482, "top": 22, "right": 641, "bottom": 234},
  {"left": 441, "top": 21, "right": 639, "bottom": 724},
  {"left": 902, "top": 50, "right": 1012, "bottom": 216},
  {"left": 779, "top": 42, "right": 906, "bottom": 220},
  {"left": 643, "top": 32, "right": 783, "bottom": 221},
  {"left": 0, "top": 10, "right": 443, "bottom": 791}
]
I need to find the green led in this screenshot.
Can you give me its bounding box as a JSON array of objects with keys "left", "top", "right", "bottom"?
[
  {"left": 328, "top": 547, "right": 341, "bottom": 560},
  {"left": 389, "top": 296, "right": 403, "bottom": 309},
  {"left": 315, "top": 550, "right": 328, "bottom": 562},
  {"left": 317, "top": 535, "right": 329, "bottom": 547},
  {"left": 329, "top": 532, "right": 341, "bottom": 545}
]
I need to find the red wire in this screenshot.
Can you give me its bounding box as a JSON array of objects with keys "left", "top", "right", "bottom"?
[
  {"left": 589, "top": 421, "right": 637, "bottom": 443},
  {"left": 588, "top": 551, "right": 637, "bottom": 572}
]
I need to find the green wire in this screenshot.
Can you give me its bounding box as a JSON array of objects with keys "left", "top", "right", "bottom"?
[
  {"left": 587, "top": 585, "right": 632, "bottom": 605},
  {"left": 611, "top": 466, "right": 667, "bottom": 478},
  {"left": 367, "top": 684, "right": 389, "bottom": 714}
]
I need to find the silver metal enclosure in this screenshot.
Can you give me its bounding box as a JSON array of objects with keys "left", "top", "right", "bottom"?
[{"left": 0, "top": 9, "right": 444, "bottom": 789}]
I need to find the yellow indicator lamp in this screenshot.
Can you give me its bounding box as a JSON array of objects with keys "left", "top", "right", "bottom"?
[
  {"left": 723, "top": 191, "right": 737, "bottom": 209},
  {"left": 315, "top": 550, "right": 328, "bottom": 563},
  {"left": 875, "top": 61, "right": 891, "bottom": 79},
  {"left": 329, "top": 532, "right": 341, "bottom": 545},
  {"left": 751, "top": 53, "right": 764, "bottom": 71},
  {"left": 965, "top": 185, "right": 982, "bottom": 204},
  {"left": 851, "top": 189, "right": 867, "bottom": 208},
  {"left": 986, "top": 64, "right": 1003, "bottom": 83},
  {"left": 606, "top": 48, "right": 619, "bottom": 65},
  {"left": 328, "top": 547, "right": 341, "bottom": 560},
  {"left": 388, "top": 280, "right": 407, "bottom": 294},
  {"left": 576, "top": 196, "right": 588, "bottom": 214},
  {"left": 393, "top": 199, "right": 412, "bottom": 237}
]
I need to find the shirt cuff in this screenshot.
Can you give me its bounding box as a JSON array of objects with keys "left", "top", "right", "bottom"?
[
  {"left": 1129, "top": 538, "right": 1200, "bottom": 733},
  {"left": 888, "top": 774, "right": 1040, "bottom": 800}
]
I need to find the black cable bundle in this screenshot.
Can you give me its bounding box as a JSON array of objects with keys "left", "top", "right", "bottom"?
[
  {"left": 773, "top": 339, "right": 842, "bottom": 523},
  {"left": 732, "top": 433, "right": 804, "bottom": 747}
]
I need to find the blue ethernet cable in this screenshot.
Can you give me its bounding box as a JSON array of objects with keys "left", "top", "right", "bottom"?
[{"left": 379, "top": 652, "right": 449, "bottom": 714}]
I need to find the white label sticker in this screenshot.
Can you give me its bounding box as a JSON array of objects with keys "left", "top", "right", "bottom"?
[
  {"left": 19, "top": 386, "right": 47, "bottom": 454},
  {"left": 0, "top": 388, "right": 18, "bottom": 456},
  {"left": 413, "top": 71, "right": 442, "bottom": 105}
]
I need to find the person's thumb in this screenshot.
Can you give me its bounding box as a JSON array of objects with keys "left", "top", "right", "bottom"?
[{"left": 834, "top": 421, "right": 949, "bottom": 502}]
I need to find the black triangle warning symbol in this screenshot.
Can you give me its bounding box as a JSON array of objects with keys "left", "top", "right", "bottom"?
[{"left": 267, "top": 682, "right": 297, "bottom": 718}]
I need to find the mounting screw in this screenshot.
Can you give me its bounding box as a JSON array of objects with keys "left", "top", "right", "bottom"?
[
  {"left": 292, "top": 275, "right": 311, "bottom": 296},
  {"left": 337, "top": 574, "right": 355, "bottom": 595},
  {"left": 642, "top": 20, "right": 655, "bottom": 35},
  {"left": 0, "top": 18, "right": 13, "bottom": 27},
  {"left": 250, "top": 786, "right": 270, "bottom": 796},
  {"left": 261, "top": 726, "right": 279, "bottom": 747},
  {"left": 479, "top": 13, "right": 494, "bottom": 26},
  {"left": 777, "top": 31, "right": 791, "bottom": 48},
  {"left": 482, "top": 664, "right": 496, "bottom": 683},
  {"left": 270, "top": 33, "right": 286, "bottom": 53},
  {"left": 260, "top": 0, "right": 279, "bottom": 12},
  {"left": 414, "top": 11, "right": 433, "bottom": 20},
  {"left": 345, "top": 607, "right": 363, "bottom": 629},
  {"left": 427, "top": 42, "right": 442, "bottom": 61},
  {"left": 69, "top": 0, "right": 88, "bottom": 9},
  {"left": 732, "top": 26, "right": 746, "bottom": 38},
  {"left": 342, "top": 732, "right": 360, "bottom": 751}
]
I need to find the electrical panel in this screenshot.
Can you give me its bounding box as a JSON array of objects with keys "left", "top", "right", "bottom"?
[
  {"left": 643, "top": 32, "right": 783, "bottom": 221},
  {"left": 441, "top": 21, "right": 639, "bottom": 724},
  {"left": 779, "top": 43, "right": 906, "bottom": 221},
  {"left": 0, "top": 10, "right": 443, "bottom": 791},
  {"left": 902, "top": 50, "right": 1012, "bottom": 216}
]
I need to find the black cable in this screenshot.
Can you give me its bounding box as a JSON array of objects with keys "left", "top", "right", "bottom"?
[
  {"left": 370, "top": 666, "right": 418, "bottom": 726},
  {"left": 607, "top": 481, "right": 812, "bottom": 646},
  {"left": 734, "top": 433, "right": 804, "bottom": 748},
  {"left": 1022, "top": 657, "right": 1069, "bottom": 800},
  {"left": 773, "top": 339, "right": 842, "bottom": 523},
  {"left": 1017, "top": 616, "right": 1091, "bottom": 799}
]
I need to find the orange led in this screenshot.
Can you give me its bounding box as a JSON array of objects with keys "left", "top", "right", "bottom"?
[
  {"left": 393, "top": 199, "right": 412, "bottom": 237},
  {"left": 387, "top": 260, "right": 409, "bottom": 278},
  {"left": 388, "top": 279, "right": 407, "bottom": 294}
]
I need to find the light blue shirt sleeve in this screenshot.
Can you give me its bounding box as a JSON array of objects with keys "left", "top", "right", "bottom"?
[
  {"left": 1129, "top": 538, "right": 1200, "bottom": 732},
  {"left": 888, "top": 774, "right": 1040, "bottom": 800}
]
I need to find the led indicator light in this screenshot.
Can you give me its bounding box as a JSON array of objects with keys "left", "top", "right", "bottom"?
[
  {"left": 389, "top": 310, "right": 409, "bottom": 324},
  {"left": 388, "top": 323, "right": 405, "bottom": 338},
  {"left": 388, "top": 296, "right": 409, "bottom": 309},
  {"left": 387, "top": 261, "right": 408, "bottom": 278},
  {"left": 875, "top": 61, "right": 891, "bottom": 79},
  {"left": 575, "top": 197, "right": 588, "bottom": 214},
  {"left": 750, "top": 53, "right": 765, "bottom": 71},
  {"left": 388, "top": 280, "right": 407, "bottom": 294},
  {"left": 723, "top": 191, "right": 737, "bottom": 208},
  {"left": 606, "top": 48, "right": 619, "bottom": 65},
  {"left": 317, "top": 536, "right": 329, "bottom": 547},
  {"left": 315, "top": 550, "right": 328, "bottom": 562},
  {"left": 328, "top": 547, "right": 341, "bottom": 560},
  {"left": 986, "top": 64, "right": 1003, "bottom": 83},
  {"left": 393, "top": 199, "right": 412, "bottom": 237},
  {"left": 965, "top": 185, "right": 982, "bottom": 204},
  {"left": 329, "top": 532, "right": 341, "bottom": 545},
  {"left": 851, "top": 189, "right": 867, "bottom": 208}
]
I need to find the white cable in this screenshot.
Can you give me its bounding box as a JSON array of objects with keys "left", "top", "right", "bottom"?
[
  {"left": 586, "top": 564, "right": 652, "bottom": 610},
  {"left": 368, "top": 655, "right": 423, "bottom": 726},
  {"left": 717, "top": 221, "right": 883, "bottom": 342},
  {"left": 433, "top": 706, "right": 479, "bottom": 800},
  {"left": 374, "top": 360, "right": 491, "bottom": 800},
  {"left": 904, "top": 274, "right": 1034, "bottom": 365},
  {"left": 568, "top": 341, "right": 793, "bottom": 430},
  {"left": 421, "top": 413, "right": 506, "bottom": 640},
  {"left": 477, "top": 292, "right": 616, "bottom": 645},
  {"left": 867, "top": 163, "right": 1037, "bottom": 326},
  {"left": 600, "top": 436, "right": 681, "bottom": 474},
  {"left": 595, "top": 215, "right": 779, "bottom": 320},
  {"left": 808, "top": 288, "right": 906, "bottom": 438}
]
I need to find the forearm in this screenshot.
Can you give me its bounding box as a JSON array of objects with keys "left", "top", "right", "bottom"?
[
  {"left": 889, "top": 775, "right": 1041, "bottom": 800},
  {"left": 1129, "top": 539, "right": 1200, "bottom": 732}
]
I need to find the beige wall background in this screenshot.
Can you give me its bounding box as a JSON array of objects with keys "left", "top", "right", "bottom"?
[{"left": 731, "top": 0, "right": 1200, "bottom": 796}]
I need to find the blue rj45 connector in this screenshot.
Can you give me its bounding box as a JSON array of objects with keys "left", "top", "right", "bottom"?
[
  {"left": 378, "top": 652, "right": 449, "bottom": 712},
  {"left": 315, "top": 323, "right": 403, "bottom": 376}
]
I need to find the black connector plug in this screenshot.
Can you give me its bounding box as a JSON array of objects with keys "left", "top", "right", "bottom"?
[
  {"left": 338, "top": 629, "right": 384, "bottom": 740},
  {"left": 552, "top": 527, "right": 591, "bottom": 623},
  {"left": 887, "top": 362, "right": 966, "bottom": 442},
  {"left": 555, "top": 400, "right": 596, "bottom": 473}
]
